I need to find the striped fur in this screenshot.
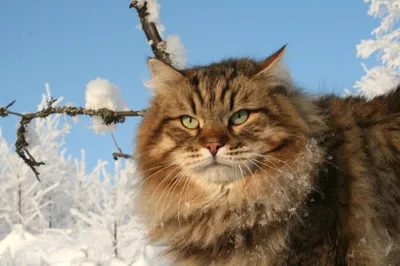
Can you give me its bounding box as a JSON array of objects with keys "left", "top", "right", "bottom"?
[{"left": 135, "top": 50, "right": 400, "bottom": 265}]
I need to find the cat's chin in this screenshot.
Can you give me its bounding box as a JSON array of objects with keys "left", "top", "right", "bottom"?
[{"left": 196, "top": 163, "right": 248, "bottom": 183}]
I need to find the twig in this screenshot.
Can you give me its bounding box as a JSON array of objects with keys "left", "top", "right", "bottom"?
[
  {"left": 112, "top": 152, "right": 132, "bottom": 160},
  {"left": 110, "top": 132, "right": 133, "bottom": 160},
  {"left": 130, "top": 0, "right": 171, "bottom": 64},
  {"left": 1, "top": 99, "right": 146, "bottom": 181},
  {"left": 0, "top": 0, "right": 171, "bottom": 181},
  {"left": 5, "top": 100, "right": 16, "bottom": 109}
]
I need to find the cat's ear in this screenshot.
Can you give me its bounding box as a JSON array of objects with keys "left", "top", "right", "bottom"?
[
  {"left": 147, "top": 58, "right": 184, "bottom": 90},
  {"left": 255, "top": 45, "right": 286, "bottom": 76}
]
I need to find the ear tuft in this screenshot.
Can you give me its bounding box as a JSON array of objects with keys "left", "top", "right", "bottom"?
[
  {"left": 256, "top": 45, "right": 287, "bottom": 76},
  {"left": 147, "top": 58, "right": 184, "bottom": 90}
]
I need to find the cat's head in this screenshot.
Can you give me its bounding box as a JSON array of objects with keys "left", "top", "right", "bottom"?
[{"left": 136, "top": 46, "right": 318, "bottom": 184}]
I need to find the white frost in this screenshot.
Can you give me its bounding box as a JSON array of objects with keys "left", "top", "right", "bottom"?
[
  {"left": 165, "top": 35, "right": 187, "bottom": 69},
  {"left": 134, "top": 0, "right": 165, "bottom": 37},
  {"left": 0, "top": 87, "right": 168, "bottom": 265},
  {"left": 132, "top": 0, "right": 187, "bottom": 68},
  {"left": 0, "top": 225, "right": 36, "bottom": 256},
  {"left": 85, "top": 78, "right": 127, "bottom": 135},
  {"left": 25, "top": 122, "right": 40, "bottom": 148},
  {"left": 353, "top": 0, "right": 400, "bottom": 98}
]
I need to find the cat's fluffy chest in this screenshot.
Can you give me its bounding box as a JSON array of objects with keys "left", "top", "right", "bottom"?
[{"left": 141, "top": 141, "right": 323, "bottom": 265}]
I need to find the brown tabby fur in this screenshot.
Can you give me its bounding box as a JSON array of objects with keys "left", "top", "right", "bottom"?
[{"left": 135, "top": 47, "right": 400, "bottom": 266}]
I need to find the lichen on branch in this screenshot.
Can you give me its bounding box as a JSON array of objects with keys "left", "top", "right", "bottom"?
[
  {"left": 0, "top": 99, "right": 145, "bottom": 181},
  {"left": 0, "top": 0, "right": 176, "bottom": 181}
]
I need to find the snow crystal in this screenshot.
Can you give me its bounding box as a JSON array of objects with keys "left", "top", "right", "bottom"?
[
  {"left": 85, "top": 78, "right": 127, "bottom": 135},
  {"left": 165, "top": 35, "right": 187, "bottom": 69}
]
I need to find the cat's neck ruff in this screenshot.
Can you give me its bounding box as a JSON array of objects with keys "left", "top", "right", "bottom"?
[
  {"left": 190, "top": 139, "right": 322, "bottom": 217},
  {"left": 147, "top": 139, "right": 324, "bottom": 232}
]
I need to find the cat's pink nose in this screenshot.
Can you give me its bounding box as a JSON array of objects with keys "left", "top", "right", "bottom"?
[{"left": 205, "top": 142, "right": 224, "bottom": 156}]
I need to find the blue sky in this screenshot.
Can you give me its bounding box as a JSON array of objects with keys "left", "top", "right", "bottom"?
[{"left": 0, "top": 0, "right": 377, "bottom": 171}]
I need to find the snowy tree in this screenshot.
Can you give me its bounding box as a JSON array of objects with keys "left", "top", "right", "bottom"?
[
  {"left": 70, "top": 160, "right": 148, "bottom": 263},
  {"left": 354, "top": 0, "right": 400, "bottom": 98},
  {"left": 0, "top": 1, "right": 182, "bottom": 265},
  {"left": 0, "top": 90, "right": 163, "bottom": 265},
  {"left": 0, "top": 87, "right": 75, "bottom": 235},
  {"left": 0, "top": 0, "right": 186, "bottom": 179}
]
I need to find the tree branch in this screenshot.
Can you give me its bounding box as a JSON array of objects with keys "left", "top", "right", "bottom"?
[
  {"left": 110, "top": 132, "right": 133, "bottom": 160},
  {"left": 0, "top": 99, "right": 145, "bottom": 181},
  {"left": 1, "top": 1, "right": 171, "bottom": 181},
  {"left": 130, "top": 0, "right": 171, "bottom": 64}
]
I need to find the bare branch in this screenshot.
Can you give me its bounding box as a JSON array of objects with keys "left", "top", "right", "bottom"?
[
  {"left": 1, "top": 99, "right": 146, "bottom": 181},
  {"left": 112, "top": 152, "right": 132, "bottom": 160},
  {"left": 5, "top": 100, "right": 16, "bottom": 109},
  {"left": 130, "top": 0, "right": 171, "bottom": 64},
  {"left": 110, "top": 132, "right": 133, "bottom": 160},
  {"left": 0, "top": 0, "right": 172, "bottom": 180}
]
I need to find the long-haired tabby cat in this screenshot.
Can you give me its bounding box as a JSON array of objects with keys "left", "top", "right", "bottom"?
[{"left": 135, "top": 46, "right": 400, "bottom": 266}]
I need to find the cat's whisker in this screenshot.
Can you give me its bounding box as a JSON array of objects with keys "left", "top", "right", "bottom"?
[
  {"left": 132, "top": 50, "right": 400, "bottom": 265},
  {"left": 133, "top": 148, "right": 156, "bottom": 159},
  {"left": 145, "top": 166, "right": 181, "bottom": 221},
  {"left": 160, "top": 169, "right": 193, "bottom": 229},
  {"left": 133, "top": 147, "right": 172, "bottom": 163},
  {"left": 242, "top": 161, "right": 260, "bottom": 199},
  {"left": 237, "top": 163, "right": 246, "bottom": 187},
  {"left": 235, "top": 163, "right": 249, "bottom": 220},
  {"left": 251, "top": 152, "right": 284, "bottom": 170},
  {"left": 137, "top": 163, "right": 173, "bottom": 175},
  {"left": 247, "top": 159, "right": 285, "bottom": 192},
  {"left": 155, "top": 167, "right": 188, "bottom": 226},
  {"left": 165, "top": 168, "right": 189, "bottom": 228},
  {"left": 251, "top": 152, "right": 296, "bottom": 175},
  {"left": 251, "top": 157, "right": 284, "bottom": 175},
  {"left": 281, "top": 133, "right": 308, "bottom": 142},
  {"left": 133, "top": 165, "right": 176, "bottom": 202},
  {"left": 135, "top": 164, "right": 176, "bottom": 192},
  {"left": 184, "top": 166, "right": 197, "bottom": 211},
  {"left": 177, "top": 167, "right": 195, "bottom": 229}
]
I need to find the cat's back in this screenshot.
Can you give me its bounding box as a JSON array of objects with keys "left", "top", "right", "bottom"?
[{"left": 312, "top": 85, "right": 400, "bottom": 265}]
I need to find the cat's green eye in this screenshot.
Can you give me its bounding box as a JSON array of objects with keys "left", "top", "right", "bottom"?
[
  {"left": 181, "top": 115, "right": 199, "bottom": 129},
  {"left": 230, "top": 110, "right": 249, "bottom": 125}
]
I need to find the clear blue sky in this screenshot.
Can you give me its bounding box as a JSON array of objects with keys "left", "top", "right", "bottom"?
[{"left": 0, "top": 1, "right": 377, "bottom": 171}]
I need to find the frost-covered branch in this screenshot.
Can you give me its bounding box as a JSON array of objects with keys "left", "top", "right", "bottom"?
[
  {"left": 0, "top": 1, "right": 185, "bottom": 181},
  {"left": 353, "top": 0, "right": 400, "bottom": 98},
  {"left": 0, "top": 99, "right": 144, "bottom": 181},
  {"left": 130, "top": 0, "right": 172, "bottom": 64}
]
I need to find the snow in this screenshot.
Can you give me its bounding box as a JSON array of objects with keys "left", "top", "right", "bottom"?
[
  {"left": 353, "top": 0, "right": 400, "bottom": 98},
  {"left": 5, "top": 1, "right": 398, "bottom": 265},
  {"left": 85, "top": 78, "right": 128, "bottom": 135},
  {"left": 132, "top": 0, "right": 187, "bottom": 68},
  {"left": 165, "top": 35, "right": 187, "bottom": 69},
  {"left": 134, "top": 0, "right": 165, "bottom": 37},
  {"left": 25, "top": 122, "right": 40, "bottom": 148},
  {"left": 0, "top": 225, "right": 36, "bottom": 256},
  {"left": 0, "top": 87, "right": 167, "bottom": 265}
]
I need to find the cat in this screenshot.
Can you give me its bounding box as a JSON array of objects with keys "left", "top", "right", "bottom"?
[{"left": 134, "top": 45, "right": 400, "bottom": 266}]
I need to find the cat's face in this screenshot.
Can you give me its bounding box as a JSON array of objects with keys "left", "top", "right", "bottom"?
[{"left": 136, "top": 46, "right": 310, "bottom": 184}]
